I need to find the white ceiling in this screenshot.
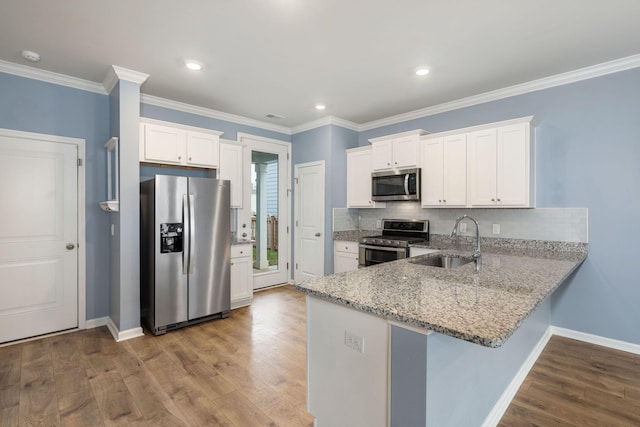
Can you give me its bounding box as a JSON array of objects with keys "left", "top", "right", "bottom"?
[{"left": 1, "top": 0, "right": 640, "bottom": 129}]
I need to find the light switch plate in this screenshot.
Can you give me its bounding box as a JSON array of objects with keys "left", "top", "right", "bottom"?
[{"left": 492, "top": 224, "right": 501, "bottom": 235}]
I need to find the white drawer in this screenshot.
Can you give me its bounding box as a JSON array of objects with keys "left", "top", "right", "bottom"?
[
  {"left": 231, "top": 244, "right": 252, "bottom": 259},
  {"left": 334, "top": 240, "right": 359, "bottom": 254}
]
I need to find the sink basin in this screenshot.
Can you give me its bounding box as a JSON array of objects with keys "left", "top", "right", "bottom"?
[{"left": 409, "top": 255, "right": 474, "bottom": 269}]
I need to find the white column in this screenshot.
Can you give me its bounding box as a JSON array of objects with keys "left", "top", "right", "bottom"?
[{"left": 254, "top": 163, "right": 269, "bottom": 269}]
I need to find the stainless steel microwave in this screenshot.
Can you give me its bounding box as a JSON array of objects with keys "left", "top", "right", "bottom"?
[{"left": 371, "top": 168, "right": 421, "bottom": 201}]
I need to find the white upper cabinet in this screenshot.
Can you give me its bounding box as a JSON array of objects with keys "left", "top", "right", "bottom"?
[
  {"left": 422, "top": 134, "right": 467, "bottom": 208},
  {"left": 141, "top": 123, "right": 186, "bottom": 165},
  {"left": 468, "top": 121, "right": 534, "bottom": 207},
  {"left": 140, "top": 122, "right": 222, "bottom": 169},
  {"left": 370, "top": 130, "right": 426, "bottom": 171},
  {"left": 186, "top": 131, "right": 219, "bottom": 167},
  {"left": 346, "top": 146, "right": 385, "bottom": 208},
  {"left": 218, "top": 140, "right": 244, "bottom": 208}
]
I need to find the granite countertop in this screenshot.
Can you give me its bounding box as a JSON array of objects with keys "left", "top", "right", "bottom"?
[{"left": 295, "top": 240, "right": 587, "bottom": 348}]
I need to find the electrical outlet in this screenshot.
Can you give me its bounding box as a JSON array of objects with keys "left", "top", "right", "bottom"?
[
  {"left": 111, "top": 224, "right": 115, "bottom": 236},
  {"left": 376, "top": 219, "right": 382, "bottom": 229},
  {"left": 459, "top": 222, "right": 467, "bottom": 233},
  {"left": 345, "top": 331, "right": 365, "bottom": 353},
  {"left": 492, "top": 224, "right": 501, "bottom": 235}
]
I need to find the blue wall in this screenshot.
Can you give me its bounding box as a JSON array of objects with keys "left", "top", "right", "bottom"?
[
  {"left": 0, "top": 72, "right": 111, "bottom": 320},
  {"left": 361, "top": 68, "right": 640, "bottom": 345}
]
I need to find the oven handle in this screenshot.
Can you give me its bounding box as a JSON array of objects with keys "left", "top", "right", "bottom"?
[
  {"left": 404, "top": 173, "right": 410, "bottom": 195},
  {"left": 359, "top": 244, "right": 407, "bottom": 253}
]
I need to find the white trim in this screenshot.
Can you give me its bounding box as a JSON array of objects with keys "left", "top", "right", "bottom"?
[
  {"left": 0, "top": 128, "right": 87, "bottom": 332},
  {"left": 387, "top": 320, "right": 434, "bottom": 336},
  {"left": 0, "top": 59, "right": 107, "bottom": 94},
  {"left": 85, "top": 316, "right": 109, "bottom": 329},
  {"left": 3, "top": 53, "right": 640, "bottom": 135},
  {"left": 482, "top": 327, "right": 553, "bottom": 427},
  {"left": 368, "top": 128, "right": 429, "bottom": 144},
  {"left": 139, "top": 116, "right": 224, "bottom": 136},
  {"left": 359, "top": 53, "right": 640, "bottom": 131},
  {"left": 106, "top": 317, "right": 145, "bottom": 342},
  {"left": 141, "top": 94, "right": 292, "bottom": 135},
  {"left": 291, "top": 115, "right": 360, "bottom": 134},
  {"left": 551, "top": 326, "right": 640, "bottom": 355},
  {"left": 103, "top": 65, "right": 149, "bottom": 93},
  {"left": 421, "top": 116, "right": 535, "bottom": 139}
]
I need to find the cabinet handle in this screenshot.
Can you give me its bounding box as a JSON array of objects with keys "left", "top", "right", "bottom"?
[
  {"left": 394, "top": 161, "right": 397, "bottom": 165},
  {"left": 178, "top": 156, "right": 182, "bottom": 160},
  {"left": 239, "top": 251, "right": 244, "bottom": 254},
  {"left": 438, "top": 199, "right": 442, "bottom": 203},
  {"left": 189, "top": 157, "right": 192, "bottom": 161},
  {"left": 497, "top": 198, "right": 501, "bottom": 202},
  {"left": 231, "top": 262, "right": 235, "bottom": 266},
  {"left": 387, "top": 162, "right": 390, "bottom": 165},
  {"left": 491, "top": 198, "right": 495, "bottom": 202},
  {"left": 443, "top": 199, "right": 446, "bottom": 203}
]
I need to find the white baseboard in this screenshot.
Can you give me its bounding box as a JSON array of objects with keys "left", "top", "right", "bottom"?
[
  {"left": 231, "top": 297, "right": 252, "bottom": 310},
  {"left": 85, "top": 316, "right": 109, "bottom": 329},
  {"left": 106, "top": 317, "right": 145, "bottom": 342},
  {"left": 551, "top": 326, "right": 640, "bottom": 355},
  {"left": 482, "top": 327, "right": 553, "bottom": 427}
]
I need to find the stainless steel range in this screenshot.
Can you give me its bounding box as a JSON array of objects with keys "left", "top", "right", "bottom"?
[{"left": 359, "top": 219, "right": 429, "bottom": 267}]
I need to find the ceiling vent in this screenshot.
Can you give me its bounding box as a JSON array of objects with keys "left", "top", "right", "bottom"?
[{"left": 265, "top": 113, "right": 285, "bottom": 119}]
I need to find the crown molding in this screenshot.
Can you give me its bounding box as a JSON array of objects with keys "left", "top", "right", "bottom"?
[
  {"left": 291, "top": 115, "right": 360, "bottom": 134},
  {"left": 103, "top": 65, "right": 149, "bottom": 93},
  {"left": 0, "top": 59, "right": 106, "bottom": 94},
  {"left": 140, "top": 94, "right": 292, "bottom": 135},
  {"left": 359, "top": 53, "right": 640, "bottom": 131}
]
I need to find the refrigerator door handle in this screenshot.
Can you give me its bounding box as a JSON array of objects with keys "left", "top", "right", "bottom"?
[
  {"left": 187, "top": 194, "right": 195, "bottom": 274},
  {"left": 182, "top": 194, "right": 195, "bottom": 275}
]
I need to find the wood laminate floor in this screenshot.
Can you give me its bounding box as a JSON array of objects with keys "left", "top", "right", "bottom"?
[
  {"left": 2, "top": 285, "right": 640, "bottom": 426},
  {"left": 0, "top": 285, "right": 313, "bottom": 426},
  {"left": 499, "top": 335, "right": 640, "bottom": 426}
]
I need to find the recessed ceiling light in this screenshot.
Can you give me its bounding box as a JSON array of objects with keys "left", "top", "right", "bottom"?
[
  {"left": 315, "top": 104, "right": 326, "bottom": 110},
  {"left": 185, "top": 61, "right": 202, "bottom": 71},
  {"left": 415, "top": 67, "right": 430, "bottom": 76},
  {"left": 21, "top": 50, "right": 40, "bottom": 62}
]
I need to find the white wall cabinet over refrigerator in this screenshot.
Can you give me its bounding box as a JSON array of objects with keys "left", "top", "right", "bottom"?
[
  {"left": 369, "top": 130, "right": 427, "bottom": 171},
  {"left": 346, "top": 146, "right": 385, "bottom": 208},
  {"left": 139, "top": 122, "right": 222, "bottom": 169},
  {"left": 467, "top": 121, "right": 534, "bottom": 208},
  {"left": 230, "top": 244, "right": 253, "bottom": 309},
  {"left": 421, "top": 134, "right": 468, "bottom": 208},
  {"left": 333, "top": 241, "right": 360, "bottom": 274},
  {"left": 218, "top": 140, "right": 244, "bottom": 208}
]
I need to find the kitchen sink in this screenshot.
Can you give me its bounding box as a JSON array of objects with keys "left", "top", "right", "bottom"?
[{"left": 409, "top": 255, "right": 474, "bottom": 269}]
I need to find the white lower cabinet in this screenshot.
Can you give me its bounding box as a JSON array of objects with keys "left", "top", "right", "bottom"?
[
  {"left": 333, "top": 241, "right": 360, "bottom": 274},
  {"left": 230, "top": 244, "right": 253, "bottom": 309}
]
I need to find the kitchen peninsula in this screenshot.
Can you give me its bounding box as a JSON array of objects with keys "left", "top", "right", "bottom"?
[{"left": 294, "top": 239, "right": 587, "bottom": 426}]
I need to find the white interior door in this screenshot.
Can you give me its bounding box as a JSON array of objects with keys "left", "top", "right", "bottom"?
[
  {"left": 294, "top": 161, "right": 325, "bottom": 282},
  {"left": 0, "top": 132, "right": 79, "bottom": 343}
]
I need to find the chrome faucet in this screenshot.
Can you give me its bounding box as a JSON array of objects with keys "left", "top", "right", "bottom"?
[{"left": 451, "top": 215, "right": 482, "bottom": 272}]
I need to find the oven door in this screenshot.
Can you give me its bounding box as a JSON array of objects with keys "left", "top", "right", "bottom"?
[{"left": 359, "top": 244, "right": 408, "bottom": 267}]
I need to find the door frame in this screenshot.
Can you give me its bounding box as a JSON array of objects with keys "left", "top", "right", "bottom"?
[
  {"left": 0, "top": 128, "right": 86, "bottom": 331},
  {"left": 294, "top": 160, "right": 325, "bottom": 283},
  {"left": 237, "top": 132, "right": 291, "bottom": 288}
]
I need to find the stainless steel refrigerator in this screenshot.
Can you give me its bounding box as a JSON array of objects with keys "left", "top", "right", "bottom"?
[{"left": 140, "top": 175, "right": 231, "bottom": 335}]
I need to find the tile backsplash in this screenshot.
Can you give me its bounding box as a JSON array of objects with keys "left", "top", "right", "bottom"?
[{"left": 334, "top": 203, "right": 588, "bottom": 243}]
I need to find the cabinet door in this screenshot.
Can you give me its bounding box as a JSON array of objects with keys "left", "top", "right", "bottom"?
[
  {"left": 421, "top": 138, "right": 444, "bottom": 207},
  {"left": 371, "top": 140, "right": 394, "bottom": 171},
  {"left": 219, "top": 142, "right": 244, "bottom": 208},
  {"left": 347, "top": 149, "right": 378, "bottom": 208},
  {"left": 142, "top": 123, "right": 185, "bottom": 164},
  {"left": 393, "top": 136, "right": 419, "bottom": 169},
  {"left": 442, "top": 134, "right": 468, "bottom": 207},
  {"left": 334, "top": 251, "right": 359, "bottom": 274},
  {"left": 497, "top": 123, "right": 530, "bottom": 206},
  {"left": 468, "top": 128, "right": 498, "bottom": 206},
  {"left": 231, "top": 248, "right": 252, "bottom": 309},
  {"left": 186, "top": 131, "right": 219, "bottom": 168}
]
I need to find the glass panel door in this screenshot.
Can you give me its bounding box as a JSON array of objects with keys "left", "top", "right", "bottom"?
[{"left": 251, "top": 151, "right": 279, "bottom": 275}]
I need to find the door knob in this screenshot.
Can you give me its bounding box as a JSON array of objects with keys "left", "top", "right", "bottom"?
[
  {"left": 66, "top": 243, "right": 75, "bottom": 250},
  {"left": 315, "top": 232, "right": 321, "bottom": 237}
]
